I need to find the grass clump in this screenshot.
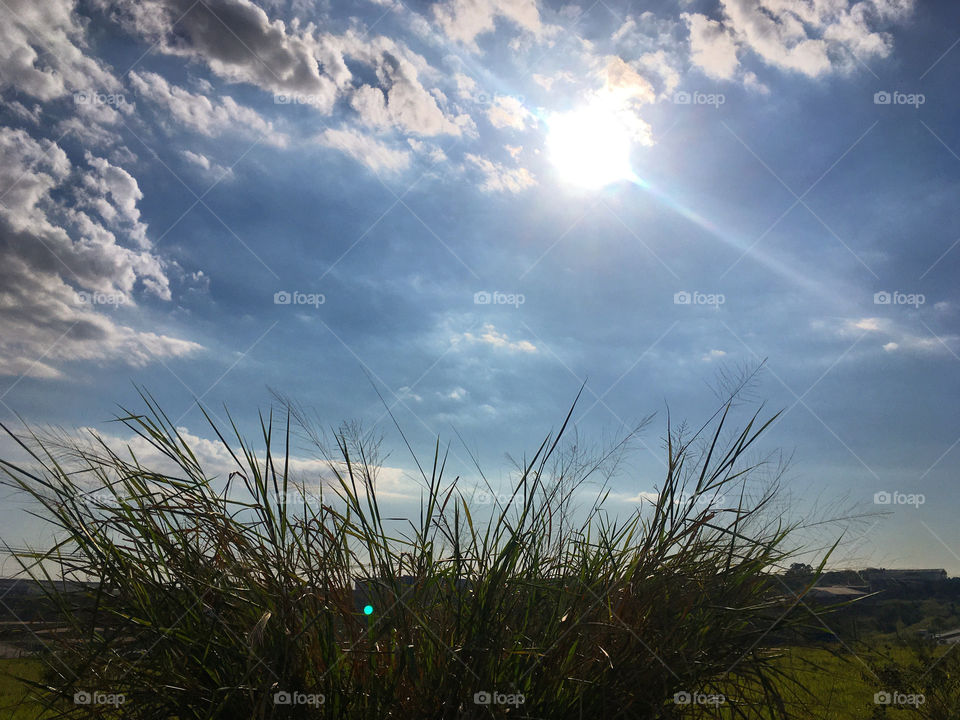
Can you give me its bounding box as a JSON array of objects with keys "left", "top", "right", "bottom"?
[{"left": 0, "top": 384, "right": 838, "bottom": 719}]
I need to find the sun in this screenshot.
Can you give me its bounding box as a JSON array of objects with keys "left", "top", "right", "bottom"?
[{"left": 546, "top": 101, "right": 634, "bottom": 189}]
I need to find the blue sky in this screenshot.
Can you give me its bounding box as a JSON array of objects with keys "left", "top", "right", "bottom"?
[{"left": 1, "top": 0, "right": 959, "bottom": 573}]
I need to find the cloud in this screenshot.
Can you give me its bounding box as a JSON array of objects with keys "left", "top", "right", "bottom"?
[
  {"left": 486, "top": 95, "right": 533, "bottom": 130},
  {"left": 129, "top": 71, "right": 287, "bottom": 146},
  {"left": 684, "top": 13, "right": 739, "bottom": 80},
  {"left": 0, "top": 126, "right": 202, "bottom": 379},
  {"left": 0, "top": 0, "right": 121, "bottom": 101},
  {"left": 317, "top": 128, "right": 411, "bottom": 173},
  {"left": 834, "top": 316, "right": 956, "bottom": 355},
  {"left": 106, "top": 0, "right": 470, "bottom": 139},
  {"left": 0, "top": 423, "right": 422, "bottom": 502},
  {"left": 181, "top": 150, "right": 235, "bottom": 182},
  {"left": 687, "top": 0, "right": 916, "bottom": 80},
  {"left": 100, "top": 0, "right": 341, "bottom": 108},
  {"left": 433, "top": 0, "right": 552, "bottom": 51},
  {"left": 464, "top": 154, "right": 536, "bottom": 193},
  {"left": 531, "top": 71, "right": 575, "bottom": 91},
  {"left": 335, "top": 30, "right": 471, "bottom": 137},
  {"left": 453, "top": 323, "right": 537, "bottom": 353},
  {"left": 702, "top": 349, "right": 727, "bottom": 362}
]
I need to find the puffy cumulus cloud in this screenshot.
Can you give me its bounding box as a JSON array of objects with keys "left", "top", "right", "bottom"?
[
  {"left": 685, "top": 0, "right": 915, "bottom": 81},
  {"left": 433, "top": 0, "right": 555, "bottom": 51},
  {"left": 452, "top": 323, "right": 537, "bottom": 353},
  {"left": 600, "top": 56, "right": 656, "bottom": 105},
  {"left": 334, "top": 30, "right": 472, "bottom": 137},
  {"left": 97, "top": 0, "right": 341, "bottom": 109},
  {"left": 81, "top": 152, "right": 150, "bottom": 248},
  {"left": 0, "top": 0, "right": 121, "bottom": 101},
  {"left": 486, "top": 95, "right": 533, "bottom": 130},
  {"left": 464, "top": 154, "right": 536, "bottom": 193},
  {"left": 129, "top": 71, "right": 287, "bottom": 147},
  {"left": 0, "top": 127, "right": 202, "bottom": 379},
  {"left": 317, "top": 128, "right": 411, "bottom": 173},
  {"left": 100, "top": 0, "right": 468, "bottom": 139},
  {"left": 684, "top": 12, "right": 739, "bottom": 80}
]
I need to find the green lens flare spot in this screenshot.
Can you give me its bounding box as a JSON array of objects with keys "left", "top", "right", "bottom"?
[{"left": 363, "top": 604, "right": 373, "bottom": 616}]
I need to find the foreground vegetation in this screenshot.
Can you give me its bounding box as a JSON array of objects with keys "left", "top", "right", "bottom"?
[{"left": 0, "top": 385, "right": 949, "bottom": 718}]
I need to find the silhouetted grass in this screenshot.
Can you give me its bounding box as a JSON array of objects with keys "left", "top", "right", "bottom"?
[{"left": 0, "top": 385, "right": 844, "bottom": 719}]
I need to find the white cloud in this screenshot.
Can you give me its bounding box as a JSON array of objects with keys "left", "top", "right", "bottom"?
[
  {"left": 702, "top": 349, "right": 727, "bottom": 362},
  {"left": 101, "top": 0, "right": 341, "bottom": 108},
  {"left": 318, "top": 128, "right": 411, "bottom": 173},
  {"left": 464, "top": 154, "right": 536, "bottom": 193},
  {"left": 0, "top": 127, "right": 202, "bottom": 379},
  {"left": 834, "top": 316, "right": 956, "bottom": 355},
  {"left": 684, "top": 13, "right": 739, "bottom": 80},
  {"left": 181, "top": 150, "right": 235, "bottom": 182},
  {"left": 445, "top": 386, "right": 468, "bottom": 401},
  {"left": 453, "top": 323, "right": 537, "bottom": 353},
  {"left": 486, "top": 95, "right": 533, "bottom": 130},
  {"left": 129, "top": 71, "right": 287, "bottom": 147},
  {"left": 407, "top": 138, "right": 448, "bottom": 163},
  {"left": 433, "top": 0, "right": 553, "bottom": 51},
  {"left": 690, "top": 0, "right": 917, "bottom": 80},
  {"left": 0, "top": 0, "right": 121, "bottom": 101}
]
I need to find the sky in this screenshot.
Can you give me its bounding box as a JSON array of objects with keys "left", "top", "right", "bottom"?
[{"left": 0, "top": 0, "right": 958, "bottom": 574}]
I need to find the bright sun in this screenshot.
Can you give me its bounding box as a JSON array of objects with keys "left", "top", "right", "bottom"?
[{"left": 546, "top": 102, "right": 634, "bottom": 189}]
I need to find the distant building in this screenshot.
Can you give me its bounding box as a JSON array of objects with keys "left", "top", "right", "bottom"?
[
  {"left": 862, "top": 568, "right": 947, "bottom": 586},
  {"left": 934, "top": 628, "right": 960, "bottom": 645}
]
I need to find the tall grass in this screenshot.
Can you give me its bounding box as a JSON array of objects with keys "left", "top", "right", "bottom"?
[{"left": 0, "top": 386, "right": 839, "bottom": 719}]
